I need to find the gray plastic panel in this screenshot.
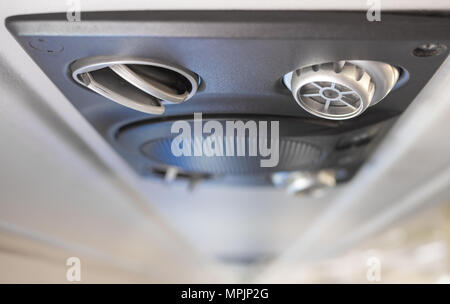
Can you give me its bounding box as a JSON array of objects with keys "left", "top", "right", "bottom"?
[{"left": 5, "top": 11, "right": 450, "bottom": 183}]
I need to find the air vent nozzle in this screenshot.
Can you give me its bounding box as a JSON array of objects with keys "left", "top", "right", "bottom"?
[
  {"left": 71, "top": 56, "right": 199, "bottom": 114},
  {"left": 283, "top": 60, "right": 399, "bottom": 120}
]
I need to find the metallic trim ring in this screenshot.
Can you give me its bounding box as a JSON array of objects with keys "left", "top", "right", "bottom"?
[{"left": 71, "top": 56, "right": 199, "bottom": 115}]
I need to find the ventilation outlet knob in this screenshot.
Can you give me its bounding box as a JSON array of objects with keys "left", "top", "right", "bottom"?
[
  {"left": 286, "top": 61, "right": 399, "bottom": 120},
  {"left": 71, "top": 56, "right": 200, "bottom": 115}
]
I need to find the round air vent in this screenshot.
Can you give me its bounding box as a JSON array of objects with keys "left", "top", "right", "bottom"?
[
  {"left": 71, "top": 56, "right": 200, "bottom": 114},
  {"left": 283, "top": 61, "right": 400, "bottom": 120}
]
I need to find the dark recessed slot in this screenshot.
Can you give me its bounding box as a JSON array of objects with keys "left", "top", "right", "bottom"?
[{"left": 128, "top": 64, "right": 193, "bottom": 95}]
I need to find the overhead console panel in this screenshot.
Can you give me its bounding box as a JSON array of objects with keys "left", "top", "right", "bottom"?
[{"left": 6, "top": 11, "right": 449, "bottom": 191}]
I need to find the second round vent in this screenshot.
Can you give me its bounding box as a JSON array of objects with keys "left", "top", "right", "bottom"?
[
  {"left": 71, "top": 56, "right": 200, "bottom": 114},
  {"left": 283, "top": 61, "right": 400, "bottom": 120}
]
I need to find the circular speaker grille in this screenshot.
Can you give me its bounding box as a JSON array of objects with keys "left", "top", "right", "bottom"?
[{"left": 140, "top": 137, "right": 323, "bottom": 175}]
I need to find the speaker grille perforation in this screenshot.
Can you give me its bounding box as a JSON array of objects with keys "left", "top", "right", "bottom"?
[{"left": 140, "top": 136, "right": 323, "bottom": 175}]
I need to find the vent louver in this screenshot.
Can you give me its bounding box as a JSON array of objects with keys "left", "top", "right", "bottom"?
[{"left": 71, "top": 56, "right": 200, "bottom": 114}]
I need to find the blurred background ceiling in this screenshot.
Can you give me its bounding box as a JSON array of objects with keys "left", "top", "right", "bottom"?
[{"left": 0, "top": 1, "right": 449, "bottom": 283}]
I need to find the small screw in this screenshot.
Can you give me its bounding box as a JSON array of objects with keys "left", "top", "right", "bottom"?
[
  {"left": 28, "top": 37, "right": 64, "bottom": 55},
  {"left": 413, "top": 43, "right": 447, "bottom": 57}
]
